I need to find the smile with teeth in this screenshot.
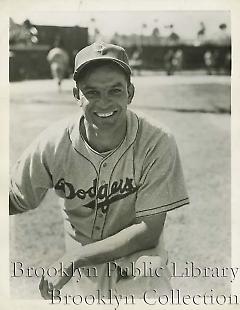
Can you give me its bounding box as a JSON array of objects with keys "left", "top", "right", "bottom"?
[{"left": 95, "top": 111, "right": 116, "bottom": 118}]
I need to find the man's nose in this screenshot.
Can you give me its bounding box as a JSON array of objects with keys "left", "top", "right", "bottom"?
[{"left": 98, "top": 92, "right": 112, "bottom": 107}]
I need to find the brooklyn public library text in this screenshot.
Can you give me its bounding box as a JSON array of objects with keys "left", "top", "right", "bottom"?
[{"left": 11, "top": 261, "right": 238, "bottom": 283}]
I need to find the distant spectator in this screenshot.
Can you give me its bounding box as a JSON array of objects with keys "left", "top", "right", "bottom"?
[
  {"left": 197, "top": 22, "right": 206, "bottom": 40},
  {"left": 166, "top": 24, "right": 180, "bottom": 46},
  {"left": 224, "top": 51, "right": 231, "bottom": 75},
  {"left": 217, "top": 23, "right": 231, "bottom": 46},
  {"left": 22, "top": 19, "right": 38, "bottom": 45},
  {"left": 9, "top": 18, "right": 38, "bottom": 46},
  {"left": 204, "top": 50, "right": 214, "bottom": 75},
  {"left": 172, "top": 49, "right": 183, "bottom": 72},
  {"left": 47, "top": 39, "right": 70, "bottom": 92},
  {"left": 196, "top": 22, "right": 206, "bottom": 45},
  {"left": 164, "top": 49, "right": 175, "bottom": 75},
  {"left": 214, "top": 48, "right": 231, "bottom": 75},
  {"left": 152, "top": 27, "right": 160, "bottom": 38},
  {"left": 210, "top": 23, "right": 231, "bottom": 46},
  {"left": 129, "top": 47, "right": 143, "bottom": 76},
  {"left": 204, "top": 48, "right": 231, "bottom": 76},
  {"left": 212, "top": 49, "right": 221, "bottom": 74}
]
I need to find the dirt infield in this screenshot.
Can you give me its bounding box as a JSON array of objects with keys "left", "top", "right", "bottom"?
[{"left": 10, "top": 75, "right": 231, "bottom": 298}]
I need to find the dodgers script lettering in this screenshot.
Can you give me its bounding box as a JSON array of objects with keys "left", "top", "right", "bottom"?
[{"left": 54, "top": 177, "right": 139, "bottom": 211}]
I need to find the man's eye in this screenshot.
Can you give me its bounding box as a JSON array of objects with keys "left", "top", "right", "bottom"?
[
  {"left": 111, "top": 88, "right": 122, "bottom": 95},
  {"left": 86, "top": 90, "right": 98, "bottom": 97}
]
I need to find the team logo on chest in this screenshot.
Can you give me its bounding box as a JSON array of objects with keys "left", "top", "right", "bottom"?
[{"left": 54, "top": 177, "right": 139, "bottom": 212}]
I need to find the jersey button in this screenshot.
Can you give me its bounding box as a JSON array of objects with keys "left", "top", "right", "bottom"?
[
  {"left": 102, "top": 162, "right": 107, "bottom": 168},
  {"left": 101, "top": 180, "right": 106, "bottom": 185},
  {"left": 102, "top": 205, "right": 109, "bottom": 213},
  {"left": 95, "top": 226, "right": 101, "bottom": 230}
]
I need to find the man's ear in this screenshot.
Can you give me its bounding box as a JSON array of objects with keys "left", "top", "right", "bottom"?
[
  {"left": 127, "top": 83, "right": 135, "bottom": 104},
  {"left": 73, "top": 87, "right": 80, "bottom": 99},
  {"left": 73, "top": 87, "right": 84, "bottom": 107}
]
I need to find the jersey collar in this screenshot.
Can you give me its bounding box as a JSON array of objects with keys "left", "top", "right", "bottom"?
[{"left": 68, "top": 109, "right": 139, "bottom": 159}]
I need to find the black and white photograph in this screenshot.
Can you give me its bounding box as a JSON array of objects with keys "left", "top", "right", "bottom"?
[{"left": 3, "top": 2, "right": 239, "bottom": 309}]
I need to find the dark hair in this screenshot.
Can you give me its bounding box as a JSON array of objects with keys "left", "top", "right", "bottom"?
[{"left": 75, "top": 60, "right": 131, "bottom": 87}]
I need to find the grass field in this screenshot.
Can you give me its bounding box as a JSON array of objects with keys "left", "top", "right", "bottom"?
[{"left": 10, "top": 75, "right": 231, "bottom": 298}]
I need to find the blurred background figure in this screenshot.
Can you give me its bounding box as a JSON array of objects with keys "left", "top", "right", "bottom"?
[
  {"left": 165, "top": 24, "right": 180, "bottom": 46},
  {"left": 164, "top": 48, "right": 183, "bottom": 75},
  {"left": 224, "top": 51, "right": 231, "bottom": 75},
  {"left": 204, "top": 50, "right": 214, "bottom": 75},
  {"left": 216, "top": 23, "right": 231, "bottom": 46},
  {"left": 22, "top": 19, "right": 39, "bottom": 45},
  {"left": 9, "top": 18, "right": 39, "bottom": 46},
  {"left": 47, "top": 37, "right": 70, "bottom": 92},
  {"left": 172, "top": 49, "right": 184, "bottom": 72},
  {"left": 212, "top": 49, "right": 221, "bottom": 75},
  {"left": 129, "top": 46, "right": 143, "bottom": 76},
  {"left": 217, "top": 23, "right": 231, "bottom": 75},
  {"left": 197, "top": 22, "right": 206, "bottom": 43},
  {"left": 164, "top": 49, "right": 175, "bottom": 75}
]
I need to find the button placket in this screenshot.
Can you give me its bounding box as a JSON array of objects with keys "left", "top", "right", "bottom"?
[{"left": 92, "top": 163, "right": 110, "bottom": 240}]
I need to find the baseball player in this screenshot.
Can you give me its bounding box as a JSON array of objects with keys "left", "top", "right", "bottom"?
[
  {"left": 47, "top": 44, "right": 69, "bottom": 92},
  {"left": 10, "top": 42, "right": 189, "bottom": 299}
]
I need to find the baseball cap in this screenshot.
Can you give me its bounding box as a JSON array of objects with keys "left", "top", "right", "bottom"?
[{"left": 73, "top": 41, "right": 132, "bottom": 81}]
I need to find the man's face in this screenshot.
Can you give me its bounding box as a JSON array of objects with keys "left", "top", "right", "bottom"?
[{"left": 76, "top": 63, "right": 133, "bottom": 131}]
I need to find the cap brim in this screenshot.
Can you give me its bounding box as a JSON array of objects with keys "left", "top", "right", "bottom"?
[{"left": 73, "top": 57, "right": 132, "bottom": 81}]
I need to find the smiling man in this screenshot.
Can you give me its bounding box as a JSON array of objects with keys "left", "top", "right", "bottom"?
[{"left": 9, "top": 42, "right": 189, "bottom": 299}]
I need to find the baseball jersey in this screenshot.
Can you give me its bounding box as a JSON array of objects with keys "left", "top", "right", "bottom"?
[{"left": 10, "top": 109, "right": 189, "bottom": 262}]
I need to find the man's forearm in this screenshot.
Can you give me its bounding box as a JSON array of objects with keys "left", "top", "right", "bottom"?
[
  {"left": 65, "top": 220, "right": 161, "bottom": 270},
  {"left": 40, "top": 213, "right": 166, "bottom": 292}
]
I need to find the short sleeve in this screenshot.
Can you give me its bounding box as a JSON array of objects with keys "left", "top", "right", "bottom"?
[
  {"left": 135, "top": 133, "right": 189, "bottom": 218},
  {"left": 9, "top": 137, "right": 54, "bottom": 212}
]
